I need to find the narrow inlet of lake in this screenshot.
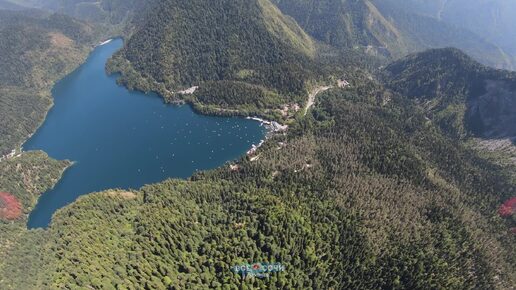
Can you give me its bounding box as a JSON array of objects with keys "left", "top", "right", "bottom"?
[{"left": 23, "top": 38, "right": 266, "bottom": 228}]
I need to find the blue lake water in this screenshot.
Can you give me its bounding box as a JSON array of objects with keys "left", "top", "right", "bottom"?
[{"left": 24, "top": 39, "right": 265, "bottom": 228}]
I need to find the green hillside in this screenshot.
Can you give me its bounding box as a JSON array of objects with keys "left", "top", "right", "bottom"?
[
  {"left": 271, "top": 0, "right": 408, "bottom": 58},
  {"left": 0, "top": 151, "right": 70, "bottom": 289},
  {"left": 0, "top": 1, "right": 515, "bottom": 289},
  {"left": 0, "top": 11, "right": 90, "bottom": 283},
  {"left": 0, "top": 10, "right": 97, "bottom": 155}
]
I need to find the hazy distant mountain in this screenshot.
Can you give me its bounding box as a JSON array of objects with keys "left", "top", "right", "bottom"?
[
  {"left": 377, "top": 0, "right": 516, "bottom": 69},
  {"left": 272, "top": 0, "right": 514, "bottom": 70},
  {"left": 380, "top": 0, "right": 516, "bottom": 54},
  {"left": 6, "top": 0, "right": 144, "bottom": 24},
  {"left": 440, "top": 0, "right": 516, "bottom": 55},
  {"left": 0, "top": 0, "right": 25, "bottom": 10}
]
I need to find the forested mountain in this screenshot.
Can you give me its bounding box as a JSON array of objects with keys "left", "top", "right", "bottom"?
[
  {"left": 108, "top": 0, "right": 322, "bottom": 114},
  {"left": 383, "top": 48, "right": 516, "bottom": 140},
  {"left": 271, "top": 0, "right": 401, "bottom": 57},
  {"left": 0, "top": 9, "right": 97, "bottom": 155},
  {"left": 0, "top": 151, "right": 70, "bottom": 289},
  {"left": 108, "top": 0, "right": 516, "bottom": 116}
]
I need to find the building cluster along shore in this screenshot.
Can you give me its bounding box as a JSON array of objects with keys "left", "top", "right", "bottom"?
[
  {"left": 246, "top": 117, "right": 288, "bottom": 133},
  {"left": 245, "top": 117, "right": 289, "bottom": 157}
]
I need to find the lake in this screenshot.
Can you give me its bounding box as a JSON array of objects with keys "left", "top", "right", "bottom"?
[{"left": 24, "top": 39, "right": 266, "bottom": 229}]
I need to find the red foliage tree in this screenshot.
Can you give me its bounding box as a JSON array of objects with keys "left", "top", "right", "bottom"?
[
  {"left": 0, "top": 192, "right": 22, "bottom": 220},
  {"left": 498, "top": 197, "right": 516, "bottom": 217}
]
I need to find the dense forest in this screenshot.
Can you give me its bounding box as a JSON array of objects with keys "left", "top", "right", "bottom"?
[
  {"left": 106, "top": 0, "right": 516, "bottom": 121},
  {"left": 0, "top": 151, "right": 69, "bottom": 289},
  {"left": 38, "top": 80, "right": 515, "bottom": 289},
  {"left": 107, "top": 0, "right": 322, "bottom": 112}
]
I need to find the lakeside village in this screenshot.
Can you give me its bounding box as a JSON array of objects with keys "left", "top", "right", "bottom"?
[
  {"left": 240, "top": 78, "right": 350, "bottom": 166},
  {"left": 245, "top": 117, "right": 288, "bottom": 157},
  {"left": 243, "top": 78, "right": 350, "bottom": 159}
]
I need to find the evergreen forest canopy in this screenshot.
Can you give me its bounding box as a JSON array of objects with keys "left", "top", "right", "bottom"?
[
  {"left": 0, "top": 0, "right": 515, "bottom": 289},
  {"left": 106, "top": 0, "right": 516, "bottom": 121}
]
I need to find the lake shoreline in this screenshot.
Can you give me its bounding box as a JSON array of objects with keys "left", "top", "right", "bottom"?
[{"left": 24, "top": 39, "right": 267, "bottom": 229}]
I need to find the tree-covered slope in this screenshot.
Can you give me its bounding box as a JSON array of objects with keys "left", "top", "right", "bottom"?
[
  {"left": 271, "top": 0, "right": 408, "bottom": 58},
  {"left": 0, "top": 151, "right": 70, "bottom": 289},
  {"left": 107, "top": 0, "right": 320, "bottom": 112},
  {"left": 0, "top": 10, "right": 97, "bottom": 155},
  {"left": 0, "top": 1, "right": 515, "bottom": 289},
  {"left": 39, "top": 80, "right": 515, "bottom": 289},
  {"left": 383, "top": 48, "right": 516, "bottom": 139}
]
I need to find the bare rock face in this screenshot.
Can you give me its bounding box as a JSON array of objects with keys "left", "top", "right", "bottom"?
[{"left": 468, "top": 80, "right": 516, "bottom": 139}]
